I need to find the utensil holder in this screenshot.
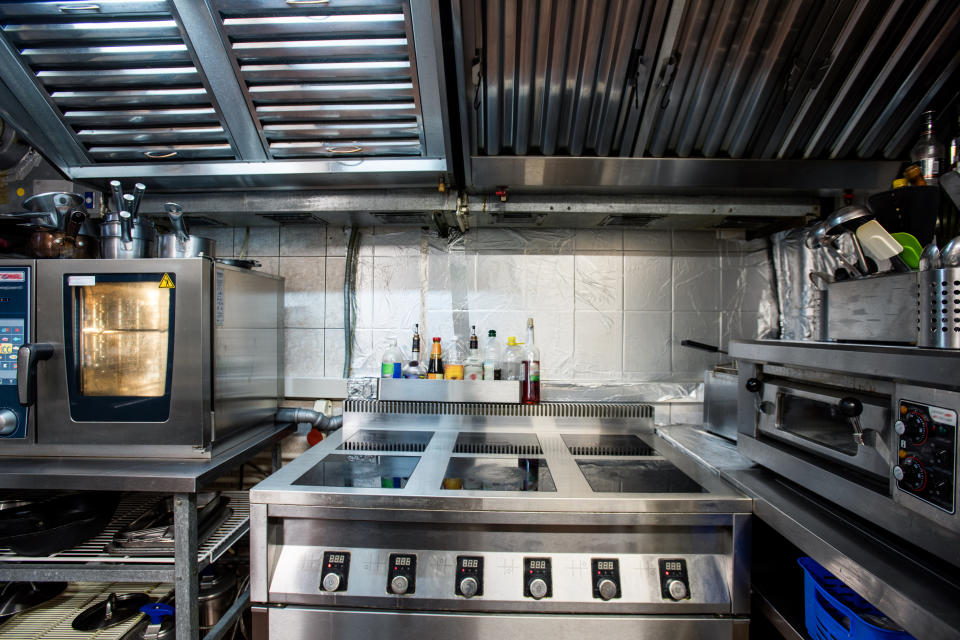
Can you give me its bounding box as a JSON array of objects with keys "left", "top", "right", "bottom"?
[{"left": 918, "top": 268, "right": 960, "bottom": 349}]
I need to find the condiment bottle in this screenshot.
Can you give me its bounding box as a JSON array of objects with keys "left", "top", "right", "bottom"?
[
  {"left": 483, "top": 329, "right": 502, "bottom": 380},
  {"left": 403, "top": 324, "right": 425, "bottom": 379},
  {"left": 521, "top": 317, "right": 541, "bottom": 404},
  {"left": 910, "top": 110, "right": 944, "bottom": 185},
  {"left": 464, "top": 326, "right": 483, "bottom": 380},
  {"left": 427, "top": 337, "right": 444, "bottom": 379}
]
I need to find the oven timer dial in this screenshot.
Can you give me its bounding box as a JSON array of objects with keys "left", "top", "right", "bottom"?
[
  {"left": 895, "top": 456, "right": 928, "bottom": 492},
  {"left": 0, "top": 409, "right": 17, "bottom": 436},
  {"left": 895, "top": 412, "right": 929, "bottom": 445}
]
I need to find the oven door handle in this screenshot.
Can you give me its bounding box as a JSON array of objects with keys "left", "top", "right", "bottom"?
[{"left": 17, "top": 343, "right": 54, "bottom": 407}]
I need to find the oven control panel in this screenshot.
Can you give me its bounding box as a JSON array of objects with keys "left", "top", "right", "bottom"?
[
  {"left": 523, "top": 557, "right": 552, "bottom": 599},
  {"left": 320, "top": 551, "right": 350, "bottom": 592},
  {"left": 291, "top": 548, "right": 729, "bottom": 611},
  {"left": 0, "top": 266, "right": 29, "bottom": 440},
  {"left": 387, "top": 553, "right": 416, "bottom": 595},
  {"left": 895, "top": 399, "right": 956, "bottom": 513},
  {"left": 455, "top": 556, "right": 483, "bottom": 598},
  {"left": 591, "top": 558, "right": 620, "bottom": 600}
]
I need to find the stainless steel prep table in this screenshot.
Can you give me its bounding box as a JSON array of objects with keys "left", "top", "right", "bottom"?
[
  {"left": 654, "top": 425, "right": 960, "bottom": 640},
  {"left": 0, "top": 423, "right": 292, "bottom": 640}
]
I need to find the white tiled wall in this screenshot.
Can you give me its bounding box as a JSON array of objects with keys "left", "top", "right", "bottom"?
[{"left": 208, "top": 225, "right": 774, "bottom": 385}]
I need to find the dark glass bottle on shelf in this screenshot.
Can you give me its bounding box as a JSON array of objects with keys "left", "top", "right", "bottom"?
[
  {"left": 427, "top": 337, "right": 445, "bottom": 380},
  {"left": 403, "top": 324, "right": 424, "bottom": 379}
]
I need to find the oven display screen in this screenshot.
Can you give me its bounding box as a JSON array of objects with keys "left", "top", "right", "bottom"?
[
  {"left": 0, "top": 319, "right": 24, "bottom": 385},
  {"left": 394, "top": 556, "right": 412, "bottom": 567}
]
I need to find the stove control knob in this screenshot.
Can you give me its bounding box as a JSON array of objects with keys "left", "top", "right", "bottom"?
[
  {"left": 528, "top": 578, "right": 548, "bottom": 600},
  {"left": 895, "top": 420, "right": 906, "bottom": 436},
  {"left": 893, "top": 466, "right": 905, "bottom": 481},
  {"left": 935, "top": 449, "right": 951, "bottom": 466},
  {"left": 0, "top": 409, "right": 17, "bottom": 436},
  {"left": 459, "top": 576, "right": 479, "bottom": 598},
  {"left": 667, "top": 579, "right": 688, "bottom": 601},
  {"left": 390, "top": 575, "right": 410, "bottom": 595},
  {"left": 597, "top": 579, "right": 617, "bottom": 601},
  {"left": 321, "top": 572, "right": 341, "bottom": 592}
]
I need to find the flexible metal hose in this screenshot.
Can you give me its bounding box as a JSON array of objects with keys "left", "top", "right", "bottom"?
[{"left": 343, "top": 227, "right": 360, "bottom": 378}]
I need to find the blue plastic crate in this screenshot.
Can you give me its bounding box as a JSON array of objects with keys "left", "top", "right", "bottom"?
[{"left": 798, "top": 557, "right": 914, "bottom": 640}]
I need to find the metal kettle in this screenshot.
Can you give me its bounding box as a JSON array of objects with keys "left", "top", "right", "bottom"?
[{"left": 157, "top": 203, "right": 215, "bottom": 258}]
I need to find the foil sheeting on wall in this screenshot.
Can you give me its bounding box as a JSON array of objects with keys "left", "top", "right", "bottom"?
[
  {"left": 770, "top": 225, "right": 853, "bottom": 341},
  {"left": 334, "top": 226, "right": 778, "bottom": 382}
]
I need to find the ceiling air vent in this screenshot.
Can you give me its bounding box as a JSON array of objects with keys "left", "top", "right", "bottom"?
[
  {"left": 258, "top": 213, "right": 327, "bottom": 225},
  {"left": 0, "top": 2, "right": 234, "bottom": 162},
  {"left": 372, "top": 212, "right": 430, "bottom": 225},
  {"left": 212, "top": 0, "right": 426, "bottom": 159},
  {"left": 599, "top": 214, "right": 664, "bottom": 227},
  {"left": 491, "top": 212, "right": 546, "bottom": 225}
]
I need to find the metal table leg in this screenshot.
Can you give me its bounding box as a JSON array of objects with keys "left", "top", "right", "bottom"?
[
  {"left": 271, "top": 441, "right": 282, "bottom": 472},
  {"left": 174, "top": 493, "right": 199, "bottom": 640}
]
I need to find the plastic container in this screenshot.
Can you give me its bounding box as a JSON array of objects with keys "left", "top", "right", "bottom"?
[
  {"left": 444, "top": 337, "right": 465, "bottom": 380},
  {"left": 502, "top": 336, "right": 523, "bottom": 381},
  {"left": 798, "top": 557, "right": 914, "bottom": 640},
  {"left": 483, "top": 330, "right": 502, "bottom": 380},
  {"left": 379, "top": 338, "right": 404, "bottom": 378}
]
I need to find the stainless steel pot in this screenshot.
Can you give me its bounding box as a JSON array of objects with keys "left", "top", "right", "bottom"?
[
  {"left": 198, "top": 565, "right": 237, "bottom": 630},
  {"left": 99, "top": 214, "right": 156, "bottom": 259},
  {"left": 157, "top": 234, "right": 215, "bottom": 258}
]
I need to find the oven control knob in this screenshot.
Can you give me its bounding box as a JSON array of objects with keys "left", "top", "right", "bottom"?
[
  {"left": 935, "top": 449, "right": 951, "bottom": 466},
  {"left": 745, "top": 378, "right": 762, "bottom": 394},
  {"left": 528, "top": 578, "right": 548, "bottom": 600},
  {"left": 895, "top": 420, "right": 906, "bottom": 436},
  {"left": 667, "top": 579, "right": 688, "bottom": 601},
  {"left": 459, "top": 576, "right": 479, "bottom": 598},
  {"left": 390, "top": 575, "right": 410, "bottom": 595},
  {"left": 893, "top": 466, "right": 904, "bottom": 481},
  {"left": 321, "top": 572, "right": 341, "bottom": 592},
  {"left": 0, "top": 409, "right": 17, "bottom": 436},
  {"left": 597, "top": 579, "right": 618, "bottom": 601}
]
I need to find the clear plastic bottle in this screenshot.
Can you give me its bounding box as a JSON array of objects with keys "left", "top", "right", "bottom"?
[
  {"left": 910, "top": 110, "right": 945, "bottom": 185},
  {"left": 403, "top": 324, "right": 425, "bottom": 379},
  {"left": 444, "top": 337, "right": 464, "bottom": 380},
  {"left": 482, "top": 329, "right": 502, "bottom": 380},
  {"left": 464, "top": 326, "right": 483, "bottom": 380},
  {"left": 521, "top": 317, "right": 541, "bottom": 404},
  {"left": 380, "top": 337, "right": 404, "bottom": 379},
  {"left": 502, "top": 336, "right": 524, "bottom": 381}
]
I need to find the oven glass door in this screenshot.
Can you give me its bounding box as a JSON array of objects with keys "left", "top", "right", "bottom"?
[{"left": 63, "top": 273, "right": 175, "bottom": 422}]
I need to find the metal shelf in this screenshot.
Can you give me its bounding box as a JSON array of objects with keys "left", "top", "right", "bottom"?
[
  {"left": 0, "top": 492, "right": 250, "bottom": 582},
  {"left": 0, "top": 581, "right": 172, "bottom": 640}
]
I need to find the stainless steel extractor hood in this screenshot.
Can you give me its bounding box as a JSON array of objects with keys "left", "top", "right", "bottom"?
[
  {"left": 0, "top": 0, "right": 450, "bottom": 190},
  {"left": 455, "top": 0, "right": 960, "bottom": 193}
]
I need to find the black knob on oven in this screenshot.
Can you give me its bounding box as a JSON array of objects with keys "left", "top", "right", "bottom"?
[
  {"left": 838, "top": 397, "right": 863, "bottom": 418},
  {"left": 745, "top": 378, "right": 762, "bottom": 394}
]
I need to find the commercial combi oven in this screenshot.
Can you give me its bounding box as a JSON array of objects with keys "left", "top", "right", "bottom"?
[{"left": 0, "top": 258, "right": 283, "bottom": 459}]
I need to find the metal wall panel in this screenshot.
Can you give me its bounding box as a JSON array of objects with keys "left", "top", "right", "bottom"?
[{"left": 469, "top": 0, "right": 960, "bottom": 161}]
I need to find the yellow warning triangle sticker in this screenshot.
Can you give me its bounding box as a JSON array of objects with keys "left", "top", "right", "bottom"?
[{"left": 159, "top": 273, "right": 175, "bottom": 289}]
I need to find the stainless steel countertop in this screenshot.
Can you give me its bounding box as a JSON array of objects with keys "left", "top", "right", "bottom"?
[
  {"left": 654, "top": 425, "right": 960, "bottom": 640},
  {"left": 0, "top": 425, "right": 292, "bottom": 493},
  {"left": 729, "top": 339, "right": 960, "bottom": 388},
  {"left": 250, "top": 423, "right": 752, "bottom": 517}
]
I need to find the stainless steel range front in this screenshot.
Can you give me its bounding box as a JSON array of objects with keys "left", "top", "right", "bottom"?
[{"left": 250, "top": 399, "right": 751, "bottom": 639}]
